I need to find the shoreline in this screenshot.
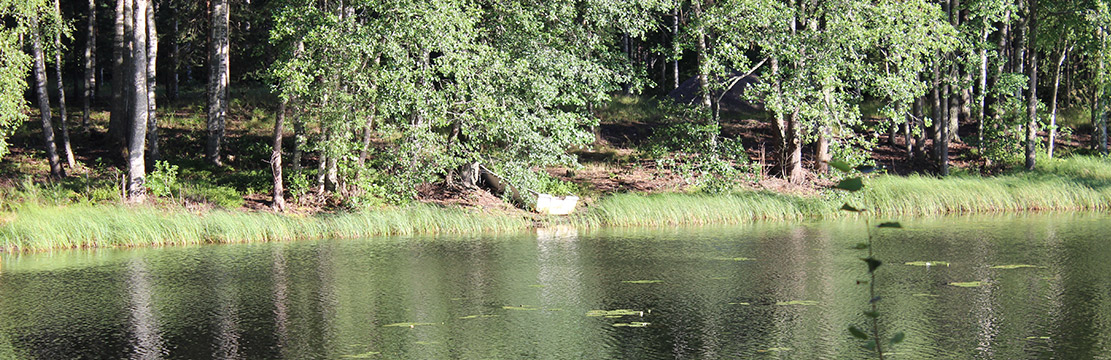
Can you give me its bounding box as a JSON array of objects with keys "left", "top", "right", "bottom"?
[{"left": 5, "top": 161, "right": 1111, "bottom": 252}]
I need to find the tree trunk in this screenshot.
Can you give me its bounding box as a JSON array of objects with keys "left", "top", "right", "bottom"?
[
  {"left": 914, "top": 96, "right": 927, "bottom": 161},
  {"left": 902, "top": 103, "right": 912, "bottom": 156},
  {"left": 931, "top": 58, "right": 943, "bottom": 167},
  {"left": 110, "top": 0, "right": 129, "bottom": 146},
  {"left": 785, "top": 111, "right": 803, "bottom": 182},
  {"left": 357, "top": 114, "right": 375, "bottom": 167},
  {"left": 941, "top": 80, "right": 951, "bottom": 176},
  {"left": 30, "top": 18, "right": 64, "bottom": 178},
  {"left": 817, "top": 127, "right": 830, "bottom": 173},
  {"left": 692, "top": 0, "right": 710, "bottom": 107},
  {"left": 977, "top": 26, "right": 988, "bottom": 146},
  {"left": 672, "top": 7, "right": 680, "bottom": 90},
  {"left": 83, "top": 0, "right": 97, "bottom": 132},
  {"left": 146, "top": 0, "right": 159, "bottom": 162},
  {"left": 128, "top": 0, "right": 150, "bottom": 202},
  {"left": 206, "top": 0, "right": 229, "bottom": 166},
  {"left": 1048, "top": 46, "right": 1068, "bottom": 159},
  {"left": 292, "top": 118, "right": 304, "bottom": 174},
  {"left": 1024, "top": 0, "right": 1037, "bottom": 171},
  {"left": 53, "top": 0, "right": 76, "bottom": 169},
  {"left": 271, "top": 100, "right": 286, "bottom": 211}
]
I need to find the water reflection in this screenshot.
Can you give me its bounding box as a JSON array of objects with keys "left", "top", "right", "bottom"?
[
  {"left": 0, "top": 214, "right": 1110, "bottom": 358},
  {"left": 126, "top": 258, "right": 164, "bottom": 359}
]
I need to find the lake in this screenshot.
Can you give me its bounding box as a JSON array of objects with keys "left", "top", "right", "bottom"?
[{"left": 1, "top": 213, "right": 1109, "bottom": 358}]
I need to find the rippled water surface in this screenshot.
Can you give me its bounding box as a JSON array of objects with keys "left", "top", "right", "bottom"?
[{"left": 2, "top": 213, "right": 1110, "bottom": 358}]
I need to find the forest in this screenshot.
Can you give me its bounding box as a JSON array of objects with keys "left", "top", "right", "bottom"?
[{"left": 0, "top": 0, "right": 1110, "bottom": 214}]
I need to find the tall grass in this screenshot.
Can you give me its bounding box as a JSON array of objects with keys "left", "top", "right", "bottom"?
[
  {"left": 4, "top": 156, "right": 1111, "bottom": 252},
  {"left": 579, "top": 156, "right": 1111, "bottom": 227},
  {"left": 0, "top": 204, "right": 531, "bottom": 252}
]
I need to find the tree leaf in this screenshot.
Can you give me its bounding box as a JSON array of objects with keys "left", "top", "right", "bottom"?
[
  {"left": 829, "top": 160, "right": 852, "bottom": 173},
  {"left": 877, "top": 222, "right": 902, "bottom": 228},
  {"left": 849, "top": 326, "right": 869, "bottom": 340},
  {"left": 862, "top": 257, "right": 882, "bottom": 273},
  {"left": 863, "top": 340, "right": 877, "bottom": 350},
  {"left": 835, "top": 177, "right": 864, "bottom": 192},
  {"left": 890, "top": 332, "right": 906, "bottom": 344}
]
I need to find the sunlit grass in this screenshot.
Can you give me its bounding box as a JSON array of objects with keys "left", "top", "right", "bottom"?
[
  {"left": 4, "top": 156, "right": 1111, "bottom": 251},
  {"left": 0, "top": 204, "right": 531, "bottom": 252}
]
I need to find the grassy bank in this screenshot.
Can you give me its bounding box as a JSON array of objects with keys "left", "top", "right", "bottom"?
[
  {"left": 0, "top": 204, "right": 531, "bottom": 252},
  {"left": 3, "top": 156, "right": 1111, "bottom": 252},
  {"left": 577, "top": 156, "right": 1111, "bottom": 227}
]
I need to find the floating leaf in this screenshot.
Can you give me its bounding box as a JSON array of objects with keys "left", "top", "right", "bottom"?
[
  {"left": 622, "top": 280, "right": 663, "bottom": 284},
  {"left": 877, "top": 222, "right": 903, "bottom": 228},
  {"left": 841, "top": 203, "right": 865, "bottom": 212},
  {"left": 383, "top": 322, "right": 435, "bottom": 328},
  {"left": 849, "top": 326, "right": 869, "bottom": 340},
  {"left": 586, "top": 309, "right": 643, "bottom": 317},
  {"left": 503, "top": 305, "right": 540, "bottom": 311},
  {"left": 458, "top": 314, "right": 498, "bottom": 320},
  {"left": 890, "top": 332, "right": 905, "bottom": 344},
  {"left": 948, "top": 281, "right": 986, "bottom": 288},
  {"left": 863, "top": 257, "right": 882, "bottom": 273},
  {"left": 863, "top": 340, "right": 877, "bottom": 350},
  {"left": 775, "top": 300, "right": 818, "bottom": 306},
  {"left": 990, "top": 264, "right": 1040, "bottom": 269},
  {"left": 728, "top": 302, "right": 751, "bottom": 306},
  {"left": 904, "top": 261, "right": 950, "bottom": 267},
  {"left": 612, "top": 322, "right": 650, "bottom": 327},
  {"left": 340, "top": 351, "right": 382, "bottom": 358},
  {"left": 863, "top": 311, "right": 880, "bottom": 318},
  {"left": 836, "top": 178, "right": 864, "bottom": 192},
  {"left": 829, "top": 160, "right": 852, "bottom": 173}
]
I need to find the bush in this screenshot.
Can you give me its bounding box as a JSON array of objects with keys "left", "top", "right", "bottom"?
[{"left": 146, "top": 161, "right": 180, "bottom": 198}]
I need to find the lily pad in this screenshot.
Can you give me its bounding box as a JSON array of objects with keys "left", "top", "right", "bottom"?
[
  {"left": 775, "top": 300, "right": 818, "bottom": 306},
  {"left": 586, "top": 309, "right": 643, "bottom": 317},
  {"left": 340, "top": 351, "right": 381, "bottom": 358},
  {"left": 622, "top": 280, "right": 663, "bottom": 284},
  {"left": 383, "top": 322, "right": 436, "bottom": 328},
  {"left": 948, "top": 281, "right": 987, "bottom": 288},
  {"left": 503, "top": 305, "right": 540, "bottom": 311},
  {"left": 612, "top": 322, "right": 650, "bottom": 327},
  {"left": 904, "top": 261, "right": 950, "bottom": 267},
  {"left": 990, "top": 264, "right": 1040, "bottom": 269},
  {"left": 458, "top": 314, "right": 498, "bottom": 320}
]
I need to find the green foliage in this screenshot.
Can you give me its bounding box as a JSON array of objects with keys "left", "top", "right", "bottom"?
[
  {"left": 641, "top": 105, "right": 757, "bottom": 193},
  {"left": 146, "top": 161, "right": 180, "bottom": 198}
]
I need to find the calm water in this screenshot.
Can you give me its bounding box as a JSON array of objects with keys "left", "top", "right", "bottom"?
[{"left": 1, "top": 213, "right": 1110, "bottom": 359}]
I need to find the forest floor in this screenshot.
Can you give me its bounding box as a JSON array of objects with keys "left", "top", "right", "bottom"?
[{"left": 0, "top": 90, "right": 1100, "bottom": 217}]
